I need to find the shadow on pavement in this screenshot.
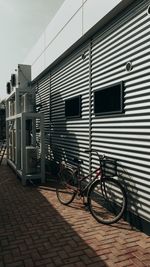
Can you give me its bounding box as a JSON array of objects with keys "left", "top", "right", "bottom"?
[{"left": 0, "top": 165, "right": 108, "bottom": 267}]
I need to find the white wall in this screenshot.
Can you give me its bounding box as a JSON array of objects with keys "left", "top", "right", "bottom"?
[{"left": 24, "top": 0, "right": 121, "bottom": 80}]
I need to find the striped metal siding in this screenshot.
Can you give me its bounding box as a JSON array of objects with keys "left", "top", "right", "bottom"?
[
  {"left": 91, "top": 0, "right": 150, "bottom": 222},
  {"left": 50, "top": 46, "right": 90, "bottom": 173},
  {"left": 35, "top": 74, "right": 51, "bottom": 160}
]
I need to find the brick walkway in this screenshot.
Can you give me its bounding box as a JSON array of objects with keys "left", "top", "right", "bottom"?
[{"left": 0, "top": 165, "right": 149, "bottom": 267}]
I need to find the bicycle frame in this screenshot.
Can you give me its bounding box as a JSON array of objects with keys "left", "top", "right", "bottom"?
[
  {"left": 73, "top": 166, "right": 103, "bottom": 197},
  {"left": 59, "top": 151, "right": 116, "bottom": 198}
]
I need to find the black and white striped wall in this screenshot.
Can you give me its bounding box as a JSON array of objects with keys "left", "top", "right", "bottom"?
[{"left": 32, "top": 0, "right": 150, "bottom": 234}]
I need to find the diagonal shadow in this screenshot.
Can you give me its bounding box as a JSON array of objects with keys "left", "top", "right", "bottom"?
[
  {"left": 39, "top": 183, "right": 138, "bottom": 232},
  {"left": 0, "top": 165, "right": 108, "bottom": 267}
]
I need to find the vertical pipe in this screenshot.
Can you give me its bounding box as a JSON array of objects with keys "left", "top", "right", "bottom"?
[
  {"left": 49, "top": 72, "right": 52, "bottom": 161},
  {"left": 15, "top": 118, "right": 18, "bottom": 167},
  {"left": 21, "top": 113, "right": 26, "bottom": 185},
  {"left": 40, "top": 113, "right": 45, "bottom": 183},
  {"left": 6, "top": 100, "right": 9, "bottom": 160},
  {"left": 6, "top": 121, "right": 9, "bottom": 160},
  {"left": 89, "top": 40, "right": 92, "bottom": 173}
]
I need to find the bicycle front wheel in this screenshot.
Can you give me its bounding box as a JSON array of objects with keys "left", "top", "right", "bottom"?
[
  {"left": 88, "top": 178, "right": 126, "bottom": 224},
  {"left": 56, "top": 167, "right": 76, "bottom": 205}
]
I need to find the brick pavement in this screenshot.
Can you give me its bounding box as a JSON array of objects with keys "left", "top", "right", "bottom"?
[{"left": 0, "top": 165, "right": 149, "bottom": 267}]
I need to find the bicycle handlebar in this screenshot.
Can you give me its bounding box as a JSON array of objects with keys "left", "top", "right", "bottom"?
[
  {"left": 85, "top": 148, "right": 104, "bottom": 155},
  {"left": 85, "top": 149, "right": 103, "bottom": 154},
  {"left": 84, "top": 149, "right": 116, "bottom": 164},
  {"left": 84, "top": 149, "right": 91, "bottom": 153}
]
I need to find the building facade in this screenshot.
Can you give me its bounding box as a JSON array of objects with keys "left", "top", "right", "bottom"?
[{"left": 13, "top": 0, "right": 150, "bottom": 234}]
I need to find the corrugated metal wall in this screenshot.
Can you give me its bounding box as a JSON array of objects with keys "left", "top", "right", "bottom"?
[
  {"left": 33, "top": 0, "right": 150, "bottom": 226},
  {"left": 50, "top": 45, "right": 90, "bottom": 174},
  {"left": 91, "top": 0, "right": 150, "bottom": 222}
]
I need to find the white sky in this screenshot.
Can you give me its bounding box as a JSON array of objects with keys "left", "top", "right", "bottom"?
[{"left": 0, "top": 0, "right": 65, "bottom": 100}]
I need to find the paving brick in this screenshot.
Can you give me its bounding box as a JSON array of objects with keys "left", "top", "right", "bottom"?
[
  {"left": 24, "top": 258, "right": 34, "bottom": 267},
  {"left": 58, "top": 250, "right": 68, "bottom": 259},
  {"left": 64, "top": 256, "right": 80, "bottom": 265},
  {"left": 36, "top": 258, "right": 53, "bottom": 266},
  {"left": 79, "top": 254, "right": 92, "bottom": 264},
  {"left": 0, "top": 165, "right": 150, "bottom": 267},
  {"left": 63, "top": 264, "right": 80, "bottom": 267},
  {"left": 11, "top": 248, "right": 20, "bottom": 258},
  {"left": 143, "top": 260, "right": 150, "bottom": 266},
  {"left": 1, "top": 239, "right": 9, "bottom": 247},
  {"left": 6, "top": 261, "right": 24, "bottom": 267},
  {"left": 32, "top": 250, "right": 42, "bottom": 261},
  {"left": 137, "top": 240, "right": 150, "bottom": 249},
  {"left": 52, "top": 257, "right": 63, "bottom": 266},
  {"left": 0, "top": 261, "right": 4, "bottom": 267},
  {"left": 84, "top": 248, "right": 96, "bottom": 258},
  {"left": 75, "top": 262, "right": 86, "bottom": 267},
  {"left": 131, "top": 256, "right": 147, "bottom": 267},
  {"left": 46, "top": 263, "right": 55, "bottom": 267},
  {"left": 3, "top": 253, "right": 13, "bottom": 264},
  {"left": 69, "top": 250, "right": 84, "bottom": 258},
  {"left": 88, "top": 262, "right": 106, "bottom": 267}
]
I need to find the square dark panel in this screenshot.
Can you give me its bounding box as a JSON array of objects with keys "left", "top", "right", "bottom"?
[
  {"left": 94, "top": 82, "right": 124, "bottom": 115},
  {"left": 65, "top": 96, "right": 81, "bottom": 118}
]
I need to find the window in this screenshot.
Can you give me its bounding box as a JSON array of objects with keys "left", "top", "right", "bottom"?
[
  {"left": 65, "top": 96, "right": 81, "bottom": 118},
  {"left": 94, "top": 82, "right": 124, "bottom": 115}
]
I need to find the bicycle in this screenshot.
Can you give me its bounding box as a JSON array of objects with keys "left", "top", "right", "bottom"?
[{"left": 56, "top": 149, "right": 127, "bottom": 225}]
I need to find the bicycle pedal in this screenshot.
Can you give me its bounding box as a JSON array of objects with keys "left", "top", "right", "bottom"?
[{"left": 83, "top": 203, "right": 90, "bottom": 211}]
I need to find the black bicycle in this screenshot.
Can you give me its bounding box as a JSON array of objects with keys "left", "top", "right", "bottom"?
[{"left": 56, "top": 149, "right": 127, "bottom": 224}]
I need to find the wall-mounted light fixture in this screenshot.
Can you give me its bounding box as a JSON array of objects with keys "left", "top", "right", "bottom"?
[
  {"left": 125, "top": 61, "right": 133, "bottom": 72},
  {"left": 81, "top": 52, "right": 86, "bottom": 60},
  {"left": 147, "top": 5, "right": 150, "bottom": 15}
]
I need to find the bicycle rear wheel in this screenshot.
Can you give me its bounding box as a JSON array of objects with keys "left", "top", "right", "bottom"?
[
  {"left": 88, "top": 178, "right": 126, "bottom": 224},
  {"left": 56, "top": 167, "right": 76, "bottom": 205}
]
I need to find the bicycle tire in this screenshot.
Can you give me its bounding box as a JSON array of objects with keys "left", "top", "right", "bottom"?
[
  {"left": 56, "top": 167, "right": 76, "bottom": 205},
  {"left": 88, "top": 178, "right": 127, "bottom": 224}
]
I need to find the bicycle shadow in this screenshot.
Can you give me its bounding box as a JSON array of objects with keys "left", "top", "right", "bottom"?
[{"left": 35, "top": 180, "right": 140, "bottom": 232}]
